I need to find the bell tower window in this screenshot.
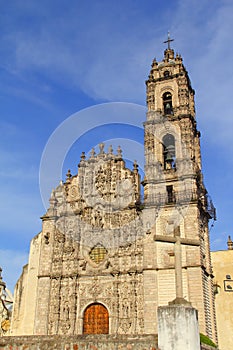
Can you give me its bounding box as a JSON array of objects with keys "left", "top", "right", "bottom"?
[
  {"left": 166, "top": 185, "right": 175, "bottom": 204},
  {"left": 163, "top": 134, "right": 176, "bottom": 170},
  {"left": 163, "top": 92, "right": 173, "bottom": 115}
]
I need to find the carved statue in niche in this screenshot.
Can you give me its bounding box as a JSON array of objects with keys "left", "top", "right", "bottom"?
[
  {"left": 48, "top": 278, "right": 60, "bottom": 334},
  {"left": 82, "top": 207, "right": 92, "bottom": 225},
  {"left": 145, "top": 131, "right": 154, "bottom": 151},
  {"left": 95, "top": 166, "right": 105, "bottom": 194},
  {"left": 93, "top": 210, "right": 104, "bottom": 228},
  {"left": 57, "top": 276, "right": 79, "bottom": 335},
  {"left": 121, "top": 298, "right": 130, "bottom": 318},
  {"left": 61, "top": 301, "right": 70, "bottom": 323},
  {"left": 147, "top": 94, "right": 155, "bottom": 110}
]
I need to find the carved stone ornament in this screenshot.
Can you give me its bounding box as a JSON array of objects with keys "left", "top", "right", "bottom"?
[{"left": 119, "top": 318, "right": 132, "bottom": 333}]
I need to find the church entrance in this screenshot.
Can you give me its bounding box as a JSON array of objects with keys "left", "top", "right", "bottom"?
[{"left": 83, "top": 303, "right": 109, "bottom": 334}]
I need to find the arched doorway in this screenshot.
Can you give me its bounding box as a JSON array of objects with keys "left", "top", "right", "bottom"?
[{"left": 83, "top": 303, "right": 109, "bottom": 334}]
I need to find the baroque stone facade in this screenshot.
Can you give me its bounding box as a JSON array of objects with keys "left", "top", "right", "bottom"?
[
  {"left": 12, "top": 147, "right": 144, "bottom": 336},
  {"left": 11, "top": 45, "right": 217, "bottom": 343}
]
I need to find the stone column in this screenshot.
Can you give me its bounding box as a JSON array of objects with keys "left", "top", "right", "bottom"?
[{"left": 158, "top": 304, "right": 201, "bottom": 350}]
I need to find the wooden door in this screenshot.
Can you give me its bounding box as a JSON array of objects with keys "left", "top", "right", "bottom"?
[{"left": 83, "top": 303, "right": 109, "bottom": 334}]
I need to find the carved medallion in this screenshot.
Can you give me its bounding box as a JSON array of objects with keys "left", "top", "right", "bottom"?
[{"left": 70, "top": 185, "right": 79, "bottom": 199}]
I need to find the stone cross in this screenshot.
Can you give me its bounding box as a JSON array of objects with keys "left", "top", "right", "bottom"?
[
  {"left": 154, "top": 227, "right": 200, "bottom": 305},
  {"left": 163, "top": 31, "right": 174, "bottom": 50},
  {"left": 173, "top": 226, "right": 186, "bottom": 303}
]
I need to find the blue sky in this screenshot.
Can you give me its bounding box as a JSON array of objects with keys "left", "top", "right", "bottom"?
[{"left": 0, "top": 0, "right": 232, "bottom": 292}]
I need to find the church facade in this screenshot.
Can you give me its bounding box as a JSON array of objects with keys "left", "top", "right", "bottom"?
[{"left": 11, "top": 43, "right": 217, "bottom": 343}]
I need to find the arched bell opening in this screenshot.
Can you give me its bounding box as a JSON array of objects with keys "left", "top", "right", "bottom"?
[
  {"left": 83, "top": 302, "right": 109, "bottom": 334},
  {"left": 163, "top": 134, "right": 176, "bottom": 170},
  {"left": 163, "top": 92, "right": 173, "bottom": 115}
]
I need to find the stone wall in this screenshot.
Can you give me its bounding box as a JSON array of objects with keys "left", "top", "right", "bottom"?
[
  {"left": 0, "top": 334, "right": 157, "bottom": 350},
  {"left": 201, "top": 346, "right": 217, "bottom": 350},
  {"left": 0, "top": 335, "right": 216, "bottom": 350}
]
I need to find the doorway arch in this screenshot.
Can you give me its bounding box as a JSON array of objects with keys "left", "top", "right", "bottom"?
[{"left": 83, "top": 303, "right": 109, "bottom": 334}]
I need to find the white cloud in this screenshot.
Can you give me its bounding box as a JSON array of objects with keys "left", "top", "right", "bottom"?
[
  {"left": 0, "top": 1, "right": 167, "bottom": 102},
  {"left": 1, "top": 0, "right": 232, "bottom": 144},
  {"left": 165, "top": 1, "right": 233, "bottom": 151}
]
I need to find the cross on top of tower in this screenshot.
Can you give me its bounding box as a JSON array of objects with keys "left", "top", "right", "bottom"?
[{"left": 163, "top": 32, "right": 174, "bottom": 50}]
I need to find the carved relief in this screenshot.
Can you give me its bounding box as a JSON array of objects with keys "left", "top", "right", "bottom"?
[
  {"left": 54, "top": 227, "right": 65, "bottom": 243},
  {"left": 32, "top": 143, "right": 146, "bottom": 335},
  {"left": 146, "top": 83, "right": 155, "bottom": 110},
  {"left": 69, "top": 185, "right": 79, "bottom": 200},
  {"left": 54, "top": 277, "right": 78, "bottom": 335},
  {"left": 48, "top": 278, "right": 60, "bottom": 334},
  {"left": 145, "top": 131, "right": 154, "bottom": 151}
]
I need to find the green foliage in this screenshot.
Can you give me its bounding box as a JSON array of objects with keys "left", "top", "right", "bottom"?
[{"left": 200, "top": 333, "right": 217, "bottom": 348}]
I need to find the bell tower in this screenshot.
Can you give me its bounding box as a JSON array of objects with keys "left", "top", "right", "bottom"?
[{"left": 142, "top": 35, "right": 217, "bottom": 342}]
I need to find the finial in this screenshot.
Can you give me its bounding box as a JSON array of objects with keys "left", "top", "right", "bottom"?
[
  {"left": 49, "top": 189, "right": 57, "bottom": 205},
  {"left": 108, "top": 145, "right": 113, "bottom": 155},
  {"left": 66, "top": 169, "right": 72, "bottom": 179},
  {"left": 133, "top": 160, "right": 138, "bottom": 171},
  {"left": 227, "top": 235, "right": 233, "bottom": 250},
  {"left": 90, "top": 148, "right": 96, "bottom": 158},
  {"left": 151, "top": 58, "right": 157, "bottom": 67},
  {"left": 81, "top": 151, "right": 86, "bottom": 160},
  {"left": 117, "top": 145, "right": 122, "bottom": 158},
  {"left": 99, "top": 143, "right": 105, "bottom": 154},
  {"left": 164, "top": 31, "right": 174, "bottom": 50}
]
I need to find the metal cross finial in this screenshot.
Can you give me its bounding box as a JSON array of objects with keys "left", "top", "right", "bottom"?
[{"left": 164, "top": 31, "right": 174, "bottom": 50}]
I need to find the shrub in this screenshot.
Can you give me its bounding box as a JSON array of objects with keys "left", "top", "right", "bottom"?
[{"left": 200, "top": 333, "right": 217, "bottom": 348}]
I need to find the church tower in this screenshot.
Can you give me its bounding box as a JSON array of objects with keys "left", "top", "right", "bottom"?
[{"left": 143, "top": 35, "right": 217, "bottom": 341}]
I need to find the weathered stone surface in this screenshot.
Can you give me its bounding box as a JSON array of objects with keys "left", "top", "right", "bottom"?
[
  {"left": 158, "top": 305, "right": 200, "bottom": 350},
  {"left": 0, "top": 334, "right": 158, "bottom": 350},
  {"left": 0, "top": 334, "right": 216, "bottom": 350}
]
